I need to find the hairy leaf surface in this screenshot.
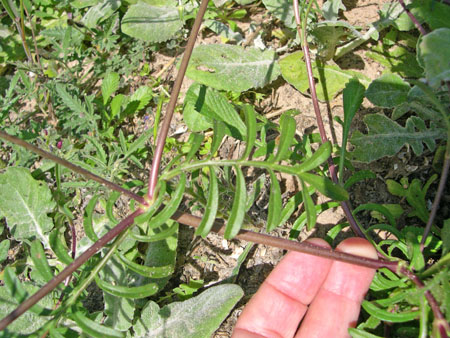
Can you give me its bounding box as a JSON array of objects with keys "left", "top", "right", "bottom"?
[
  {"left": 350, "top": 114, "right": 445, "bottom": 162},
  {"left": 0, "top": 167, "right": 55, "bottom": 248},
  {"left": 133, "top": 284, "right": 243, "bottom": 337},
  {"left": 365, "top": 74, "right": 410, "bottom": 108},
  {"left": 186, "top": 44, "right": 280, "bottom": 92}
]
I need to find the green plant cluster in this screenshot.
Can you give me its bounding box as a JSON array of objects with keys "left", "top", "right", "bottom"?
[{"left": 0, "top": 0, "right": 449, "bottom": 337}]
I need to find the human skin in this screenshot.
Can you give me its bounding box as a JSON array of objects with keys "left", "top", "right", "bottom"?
[{"left": 232, "top": 237, "right": 378, "bottom": 338}]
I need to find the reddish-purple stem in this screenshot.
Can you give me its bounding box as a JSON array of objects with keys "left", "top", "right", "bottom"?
[
  {"left": 0, "top": 209, "right": 143, "bottom": 331},
  {"left": 293, "top": 0, "right": 365, "bottom": 238},
  {"left": 397, "top": 0, "right": 427, "bottom": 36},
  {"left": 147, "top": 0, "right": 210, "bottom": 199},
  {"left": 0, "top": 130, "right": 147, "bottom": 205}
]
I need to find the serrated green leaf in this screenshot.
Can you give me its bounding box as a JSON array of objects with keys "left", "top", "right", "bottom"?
[
  {"left": 361, "top": 300, "right": 419, "bottom": 323},
  {"left": 110, "top": 94, "right": 124, "bottom": 119},
  {"left": 195, "top": 167, "right": 219, "bottom": 238},
  {"left": 102, "top": 72, "right": 120, "bottom": 105},
  {"left": 185, "top": 44, "right": 281, "bottom": 92},
  {"left": 266, "top": 170, "right": 282, "bottom": 232},
  {"left": 262, "top": 0, "right": 296, "bottom": 28},
  {"left": 296, "top": 141, "right": 332, "bottom": 172},
  {"left": 71, "top": 311, "right": 125, "bottom": 338},
  {"left": 417, "top": 28, "right": 450, "bottom": 89},
  {"left": 300, "top": 179, "right": 317, "bottom": 231},
  {"left": 95, "top": 275, "right": 159, "bottom": 299},
  {"left": 184, "top": 83, "right": 246, "bottom": 139},
  {"left": 224, "top": 166, "right": 247, "bottom": 239},
  {"left": 30, "top": 240, "right": 53, "bottom": 283},
  {"left": 129, "top": 86, "right": 153, "bottom": 111},
  {"left": 299, "top": 172, "right": 348, "bottom": 201},
  {"left": 133, "top": 284, "right": 243, "bottom": 338},
  {"left": 241, "top": 105, "right": 257, "bottom": 160},
  {"left": 0, "top": 167, "right": 55, "bottom": 248},
  {"left": 350, "top": 114, "right": 445, "bottom": 162},
  {"left": 81, "top": 0, "right": 121, "bottom": 28},
  {"left": 55, "top": 83, "right": 86, "bottom": 114},
  {"left": 365, "top": 74, "right": 410, "bottom": 108},
  {"left": 150, "top": 174, "right": 186, "bottom": 229},
  {"left": 121, "top": 3, "right": 184, "bottom": 43},
  {"left": 280, "top": 51, "right": 370, "bottom": 101},
  {"left": 273, "top": 114, "right": 296, "bottom": 162}
]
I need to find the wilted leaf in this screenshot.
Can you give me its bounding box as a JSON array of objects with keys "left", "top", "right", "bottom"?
[
  {"left": 0, "top": 167, "right": 55, "bottom": 248},
  {"left": 280, "top": 51, "right": 370, "bottom": 101},
  {"left": 185, "top": 44, "right": 280, "bottom": 92},
  {"left": 133, "top": 284, "right": 243, "bottom": 338},
  {"left": 417, "top": 28, "right": 450, "bottom": 89},
  {"left": 365, "top": 74, "right": 410, "bottom": 108},
  {"left": 350, "top": 114, "right": 445, "bottom": 162},
  {"left": 121, "top": 3, "right": 184, "bottom": 43}
]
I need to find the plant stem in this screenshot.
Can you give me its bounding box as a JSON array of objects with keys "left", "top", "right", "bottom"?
[
  {"left": 172, "top": 210, "right": 449, "bottom": 336},
  {"left": 0, "top": 209, "right": 143, "bottom": 331},
  {"left": 397, "top": 0, "right": 427, "bottom": 36},
  {"left": 172, "top": 211, "right": 396, "bottom": 270},
  {"left": 0, "top": 130, "right": 147, "bottom": 205},
  {"left": 293, "top": 0, "right": 365, "bottom": 238},
  {"left": 147, "top": 0, "right": 209, "bottom": 199}
]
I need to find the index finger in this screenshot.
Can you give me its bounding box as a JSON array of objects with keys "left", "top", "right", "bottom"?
[{"left": 233, "top": 238, "right": 333, "bottom": 338}]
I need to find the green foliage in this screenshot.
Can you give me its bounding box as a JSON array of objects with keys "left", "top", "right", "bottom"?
[{"left": 0, "top": 0, "right": 449, "bottom": 336}]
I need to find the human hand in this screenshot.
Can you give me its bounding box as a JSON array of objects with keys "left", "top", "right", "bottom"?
[{"left": 232, "top": 237, "right": 377, "bottom": 338}]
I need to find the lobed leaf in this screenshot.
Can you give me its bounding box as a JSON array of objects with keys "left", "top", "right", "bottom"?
[
  {"left": 350, "top": 114, "right": 445, "bottom": 162},
  {"left": 186, "top": 44, "right": 281, "bottom": 92},
  {"left": 224, "top": 166, "right": 247, "bottom": 239}
]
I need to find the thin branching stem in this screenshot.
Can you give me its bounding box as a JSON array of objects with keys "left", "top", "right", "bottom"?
[
  {"left": 293, "top": 0, "right": 365, "bottom": 238},
  {"left": 0, "top": 130, "right": 147, "bottom": 205},
  {"left": 0, "top": 209, "right": 144, "bottom": 331},
  {"left": 147, "top": 0, "right": 210, "bottom": 199}
]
